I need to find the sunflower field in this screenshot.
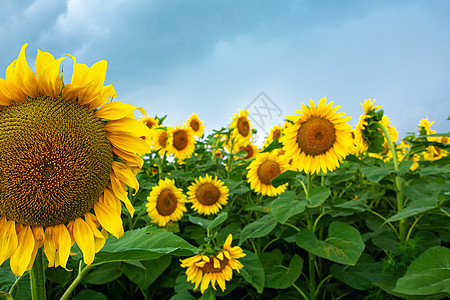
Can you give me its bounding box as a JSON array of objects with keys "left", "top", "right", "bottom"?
[{"left": 0, "top": 45, "right": 449, "bottom": 300}]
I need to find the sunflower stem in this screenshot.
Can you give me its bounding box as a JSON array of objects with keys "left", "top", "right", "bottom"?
[
  {"left": 306, "top": 173, "right": 317, "bottom": 300},
  {"left": 375, "top": 122, "right": 406, "bottom": 242},
  {"left": 60, "top": 262, "right": 92, "bottom": 300},
  {"left": 30, "top": 247, "right": 46, "bottom": 300}
]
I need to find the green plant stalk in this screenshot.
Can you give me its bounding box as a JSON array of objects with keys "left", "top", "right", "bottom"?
[
  {"left": 306, "top": 173, "right": 317, "bottom": 300},
  {"left": 375, "top": 122, "right": 406, "bottom": 241},
  {"left": 60, "top": 262, "right": 93, "bottom": 300},
  {"left": 30, "top": 247, "right": 46, "bottom": 300}
]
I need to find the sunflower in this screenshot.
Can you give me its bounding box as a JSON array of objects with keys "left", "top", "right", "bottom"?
[
  {"left": 247, "top": 151, "right": 290, "bottom": 197},
  {"left": 138, "top": 116, "right": 159, "bottom": 146},
  {"left": 262, "top": 124, "right": 283, "bottom": 149},
  {"left": 0, "top": 44, "right": 150, "bottom": 276},
  {"left": 187, "top": 175, "right": 229, "bottom": 215},
  {"left": 419, "top": 117, "right": 435, "bottom": 135},
  {"left": 229, "top": 109, "right": 252, "bottom": 146},
  {"left": 146, "top": 178, "right": 187, "bottom": 227},
  {"left": 180, "top": 234, "right": 245, "bottom": 294},
  {"left": 354, "top": 99, "right": 382, "bottom": 154},
  {"left": 234, "top": 141, "right": 259, "bottom": 160},
  {"left": 187, "top": 113, "right": 206, "bottom": 138},
  {"left": 167, "top": 125, "right": 196, "bottom": 160},
  {"left": 151, "top": 127, "right": 171, "bottom": 154},
  {"left": 280, "top": 97, "right": 353, "bottom": 175}
]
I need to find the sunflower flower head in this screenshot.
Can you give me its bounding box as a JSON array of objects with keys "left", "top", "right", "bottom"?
[
  {"left": 247, "top": 151, "right": 290, "bottom": 197},
  {"left": 262, "top": 124, "right": 283, "bottom": 150},
  {"left": 186, "top": 113, "right": 206, "bottom": 138},
  {"left": 187, "top": 175, "right": 229, "bottom": 215},
  {"left": 151, "top": 127, "right": 171, "bottom": 155},
  {"left": 0, "top": 44, "right": 151, "bottom": 276},
  {"left": 234, "top": 140, "right": 259, "bottom": 160},
  {"left": 146, "top": 178, "right": 187, "bottom": 227},
  {"left": 180, "top": 234, "right": 246, "bottom": 294},
  {"left": 280, "top": 97, "right": 353, "bottom": 175},
  {"left": 418, "top": 118, "right": 435, "bottom": 135},
  {"left": 168, "top": 124, "right": 196, "bottom": 160},
  {"left": 229, "top": 109, "right": 252, "bottom": 146}
]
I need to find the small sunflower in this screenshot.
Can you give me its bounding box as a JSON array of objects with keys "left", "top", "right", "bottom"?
[
  {"left": 419, "top": 118, "right": 435, "bottom": 135},
  {"left": 234, "top": 141, "right": 259, "bottom": 160},
  {"left": 281, "top": 97, "right": 353, "bottom": 175},
  {"left": 187, "top": 175, "right": 229, "bottom": 215},
  {"left": 146, "top": 178, "right": 187, "bottom": 227},
  {"left": 168, "top": 125, "right": 196, "bottom": 160},
  {"left": 138, "top": 116, "right": 159, "bottom": 146},
  {"left": 229, "top": 109, "right": 252, "bottom": 146},
  {"left": 187, "top": 113, "right": 206, "bottom": 138},
  {"left": 354, "top": 99, "right": 382, "bottom": 154},
  {"left": 247, "top": 151, "right": 290, "bottom": 197},
  {"left": 180, "top": 234, "right": 246, "bottom": 294},
  {"left": 151, "top": 127, "right": 171, "bottom": 154},
  {"left": 262, "top": 124, "right": 283, "bottom": 149},
  {"left": 0, "top": 44, "right": 150, "bottom": 276}
]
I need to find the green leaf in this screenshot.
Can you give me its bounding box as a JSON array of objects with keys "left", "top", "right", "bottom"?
[
  {"left": 271, "top": 170, "right": 299, "bottom": 188},
  {"left": 122, "top": 255, "right": 171, "bottom": 289},
  {"left": 385, "top": 190, "right": 440, "bottom": 223},
  {"left": 239, "top": 214, "right": 278, "bottom": 245},
  {"left": 333, "top": 199, "right": 368, "bottom": 213},
  {"left": 45, "top": 267, "right": 72, "bottom": 284},
  {"left": 74, "top": 290, "right": 107, "bottom": 300},
  {"left": 393, "top": 246, "right": 450, "bottom": 295},
  {"left": 295, "top": 222, "right": 365, "bottom": 265},
  {"left": 240, "top": 250, "right": 265, "bottom": 293},
  {"left": 261, "top": 249, "right": 303, "bottom": 289},
  {"left": 330, "top": 254, "right": 386, "bottom": 290},
  {"left": 83, "top": 263, "right": 123, "bottom": 284},
  {"left": 307, "top": 186, "right": 331, "bottom": 208},
  {"left": 270, "top": 191, "right": 307, "bottom": 224},
  {"left": 361, "top": 165, "right": 392, "bottom": 183},
  {"left": 189, "top": 215, "right": 211, "bottom": 229},
  {"left": 207, "top": 212, "right": 228, "bottom": 232},
  {"left": 398, "top": 160, "right": 414, "bottom": 176},
  {"left": 261, "top": 139, "right": 283, "bottom": 153},
  {"left": 93, "top": 226, "right": 197, "bottom": 265}
]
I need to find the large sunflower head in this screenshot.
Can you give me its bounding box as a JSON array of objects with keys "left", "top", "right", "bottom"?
[
  {"left": 146, "top": 178, "right": 187, "bottom": 227},
  {"left": 280, "top": 97, "right": 353, "bottom": 175},
  {"left": 186, "top": 113, "right": 206, "bottom": 138},
  {"left": 187, "top": 175, "right": 229, "bottom": 215},
  {"left": 180, "top": 234, "right": 245, "bottom": 294},
  {"left": 0, "top": 44, "right": 151, "bottom": 276},
  {"left": 168, "top": 124, "right": 196, "bottom": 160},
  {"left": 229, "top": 109, "right": 252, "bottom": 146},
  {"left": 247, "top": 151, "right": 290, "bottom": 197}
]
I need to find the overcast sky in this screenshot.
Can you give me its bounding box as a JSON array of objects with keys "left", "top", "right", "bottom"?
[{"left": 1, "top": 0, "right": 449, "bottom": 143}]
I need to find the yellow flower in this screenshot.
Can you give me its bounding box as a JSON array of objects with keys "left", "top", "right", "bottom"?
[
  {"left": 234, "top": 141, "right": 259, "bottom": 160},
  {"left": 0, "top": 44, "right": 150, "bottom": 276},
  {"left": 187, "top": 175, "right": 229, "bottom": 215},
  {"left": 146, "top": 178, "right": 187, "bottom": 227},
  {"left": 180, "top": 234, "right": 246, "bottom": 294},
  {"left": 229, "top": 109, "right": 252, "bottom": 146},
  {"left": 186, "top": 113, "right": 206, "bottom": 138},
  {"left": 419, "top": 117, "right": 436, "bottom": 135},
  {"left": 151, "top": 127, "right": 171, "bottom": 154},
  {"left": 168, "top": 124, "right": 196, "bottom": 160},
  {"left": 354, "top": 99, "right": 381, "bottom": 154},
  {"left": 280, "top": 97, "right": 353, "bottom": 175},
  {"left": 247, "top": 151, "right": 290, "bottom": 197},
  {"left": 262, "top": 124, "right": 283, "bottom": 149}
]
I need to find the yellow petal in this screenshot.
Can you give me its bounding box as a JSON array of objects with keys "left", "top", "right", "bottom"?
[
  {"left": 93, "top": 200, "right": 124, "bottom": 239},
  {"left": 95, "top": 229, "right": 108, "bottom": 253},
  {"left": 110, "top": 172, "right": 135, "bottom": 217},
  {"left": 95, "top": 102, "right": 146, "bottom": 120},
  {"left": 53, "top": 224, "right": 72, "bottom": 270},
  {"left": 200, "top": 274, "right": 211, "bottom": 294},
  {"left": 108, "top": 133, "right": 151, "bottom": 156},
  {"left": 112, "top": 161, "right": 139, "bottom": 191},
  {"left": 105, "top": 117, "right": 151, "bottom": 138},
  {"left": 44, "top": 227, "right": 56, "bottom": 267},
  {"left": 73, "top": 218, "right": 96, "bottom": 265},
  {"left": 10, "top": 225, "right": 35, "bottom": 276},
  {"left": 7, "top": 44, "right": 38, "bottom": 99},
  {"left": 112, "top": 147, "right": 144, "bottom": 169},
  {"left": 26, "top": 227, "right": 45, "bottom": 271},
  {"left": 0, "top": 218, "right": 18, "bottom": 265},
  {"left": 35, "top": 49, "right": 65, "bottom": 98}
]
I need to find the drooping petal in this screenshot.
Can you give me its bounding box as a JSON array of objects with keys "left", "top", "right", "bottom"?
[
  {"left": 95, "top": 102, "right": 146, "bottom": 120},
  {"left": 53, "top": 224, "right": 72, "bottom": 270},
  {"left": 94, "top": 200, "right": 124, "bottom": 239},
  {"left": 0, "top": 218, "right": 18, "bottom": 265},
  {"left": 73, "top": 218, "right": 96, "bottom": 265},
  {"left": 112, "top": 161, "right": 139, "bottom": 191},
  {"left": 10, "top": 225, "right": 35, "bottom": 276}
]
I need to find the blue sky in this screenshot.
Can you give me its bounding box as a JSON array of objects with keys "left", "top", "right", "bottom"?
[{"left": 1, "top": 0, "right": 449, "bottom": 143}]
